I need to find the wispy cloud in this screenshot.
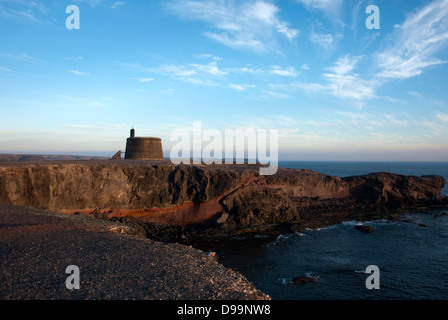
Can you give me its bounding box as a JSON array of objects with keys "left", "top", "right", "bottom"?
[
  {"left": 54, "top": 94, "right": 104, "bottom": 107},
  {"left": 308, "top": 21, "right": 342, "bottom": 50},
  {"left": 0, "top": 52, "right": 43, "bottom": 62},
  {"left": 310, "top": 30, "right": 334, "bottom": 49},
  {"left": 137, "top": 77, "right": 154, "bottom": 82},
  {"left": 282, "top": 54, "right": 376, "bottom": 102},
  {"left": 376, "top": 0, "right": 448, "bottom": 79},
  {"left": 74, "top": 0, "right": 103, "bottom": 8},
  {"left": 384, "top": 114, "right": 409, "bottom": 126},
  {"left": 190, "top": 61, "right": 228, "bottom": 76},
  {"left": 64, "top": 56, "right": 84, "bottom": 61},
  {"left": 68, "top": 70, "right": 90, "bottom": 76},
  {"left": 436, "top": 111, "right": 448, "bottom": 123},
  {"left": 165, "top": 0, "right": 299, "bottom": 52},
  {"left": 262, "top": 90, "right": 291, "bottom": 99},
  {"left": 286, "top": 0, "right": 448, "bottom": 104},
  {"left": 419, "top": 111, "right": 448, "bottom": 136},
  {"left": 0, "top": 8, "right": 40, "bottom": 22},
  {"left": 0, "top": 66, "right": 13, "bottom": 73},
  {"left": 322, "top": 55, "right": 376, "bottom": 101},
  {"left": 111, "top": 1, "right": 125, "bottom": 9},
  {"left": 149, "top": 60, "right": 231, "bottom": 86},
  {"left": 296, "top": 0, "right": 343, "bottom": 14},
  {"left": 229, "top": 83, "right": 256, "bottom": 91},
  {"left": 0, "top": 0, "right": 48, "bottom": 23},
  {"left": 150, "top": 64, "right": 197, "bottom": 77},
  {"left": 182, "top": 78, "right": 218, "bottom": 87},
  {"left": 269, "top": 66, "right": 298, "bottom": 77}
]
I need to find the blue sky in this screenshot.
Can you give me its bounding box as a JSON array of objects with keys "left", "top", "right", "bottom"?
[{"left": 1, "top": 0, "right": 448, "bottom": 161}]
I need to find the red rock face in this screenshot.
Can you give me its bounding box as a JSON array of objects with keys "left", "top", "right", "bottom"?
[{"left": 0, "top": 161, "right": 445, "bottom": 228}]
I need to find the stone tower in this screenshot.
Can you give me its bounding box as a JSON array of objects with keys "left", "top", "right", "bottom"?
[{"left": 125, "top": 129, "right": 164, "bottom": 160}]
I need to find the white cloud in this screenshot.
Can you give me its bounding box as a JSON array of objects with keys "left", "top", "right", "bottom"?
[
  {"left": 0, "top": 66, "right": 13, "bottom": 72},
  {"left": 376, "top": 0, "right": 448, "bottom": 79},
  {"left": 112, "top": 1, "right": 125, "bottom": 9},
  {"left": 151, "top": 65, "right": 197, "bottom": 77},
  {"left": 271, "top": 55, "right": 376, "bottom": 103},
  {"left": 310, "top": 30, "right": 340, "bottom": 50},
  {"left": 308, "top": 20, "right": 342, "bottom": 50},
  {"left": 183, "top": 78, "right": 218, "bottom": 86},
  {"left": 64, "top": 56, "right": 84, "bottom": 61},
  {"left": 269, "top": 66, "right": 298, "bottom": 77},
  {"left": 0, "top": 0, "right": 49, "bottom": 23},
  {"left": 151, "top": 61, "right": 230, "bottom": 79},
  {"left": 290, "top": 82, "right": 327, "bottom": 93},
  {"left": 326, "top": 54, "right": 359, "bottom": 75},
  {"left": 296, "top": 0, "right": 343, "bottom": 13},
  {"left": 166, "top": 0, "right": 299, "bottom": 51},
  {"left": 74, "top": 0, "right": 103, "bottom": 8},
  {"left": 189, "top": 61, "right": 228, "bottom": 76},
  {"left": 229, "top": 83, "right": 256, "bottom": 91},
  {"left": 321, "top": 54, "right": 376, "bottom": 101},
  {"left": 54, "top": 94, "right": 104, "bottom": 107},
  {"left": 0, "top": 52, "right": 42, "bottom": 62},
  {"left": 68, "top": 70, "right": 90, "bottom": 76},
  {"left": 262, "top": 90, "right": 291, "bottom": 99},
  {"left": 384, "top": 114, "right": 409, "bottom": 126},
  {"left": 138, "top": 78, "right": 154, "bottom": 82},
  {"left": 419, "top": 111, "right": 448, "bottom": 136},
  {"left": 234, "top": 66, "right": 264, "bottom": 74},
  {"left": 436, "top": 111, "right": 448, "bottom": 123}
]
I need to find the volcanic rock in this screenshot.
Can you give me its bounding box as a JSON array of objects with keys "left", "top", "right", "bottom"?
[
  {"left": 293, "top": 276, "right": 316, "bottom": 284},
  {"left": 0, "top": 161, "right": 445, "bottom": 233},
  {"left": 355, "top": 225, "right": 374, "bottom": 233}
]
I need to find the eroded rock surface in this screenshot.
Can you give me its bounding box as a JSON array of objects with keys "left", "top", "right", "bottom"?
[{"left": 0, "top": 161, "right": 446, "bottom": 233}]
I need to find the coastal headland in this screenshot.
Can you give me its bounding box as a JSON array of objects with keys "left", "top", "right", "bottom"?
[
  {"left": 0, "top": 160, "right": 446, "bottom": 234},
  {"left": 1, "top": 159, "right": 446, "bottom": 299}
]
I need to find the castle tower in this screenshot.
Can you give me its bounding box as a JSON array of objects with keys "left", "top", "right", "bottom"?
[{"left": 125, "top": 129, "right": 164, "bottom": 161}]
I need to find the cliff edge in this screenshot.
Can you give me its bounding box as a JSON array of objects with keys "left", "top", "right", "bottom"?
[{"left": 0, "top": 160, "right": 445, "bottom": 234}]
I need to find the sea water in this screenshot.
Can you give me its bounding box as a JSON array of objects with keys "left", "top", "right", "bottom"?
[{"left": 206, "top": 161, "right": 448, "bottom": 300}]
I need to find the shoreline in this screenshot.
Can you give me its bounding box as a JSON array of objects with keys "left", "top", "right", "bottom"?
[{"left": 1, "top": 159, "right": 446, "bottom": 300}]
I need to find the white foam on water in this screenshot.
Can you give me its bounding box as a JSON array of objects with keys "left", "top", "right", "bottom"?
[
  {"left": 354, "top": 269, "right": 367, "bottom": 274},
  {"left": 342, "top": 220, "right": 364, "bottom": 226},
  {"left": 305, "top": 271, "right": 320, "bottom": 280}
]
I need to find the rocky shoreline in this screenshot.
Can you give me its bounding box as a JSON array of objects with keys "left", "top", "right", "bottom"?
[
  {"left": 0, "top": 160, "right": 446, "bottom": 224},
  {"left": 1, "top": 160, "right": 446, "bottom": 299}
]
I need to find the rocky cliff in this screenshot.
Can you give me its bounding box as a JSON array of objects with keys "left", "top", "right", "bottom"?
[{"left": 0, "top": 160, "right": 446, "bottom": 233}]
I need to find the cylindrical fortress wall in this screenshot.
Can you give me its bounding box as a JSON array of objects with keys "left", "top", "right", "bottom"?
[{"left": 125, "top": 137, "right": 164, "bottom": 160}]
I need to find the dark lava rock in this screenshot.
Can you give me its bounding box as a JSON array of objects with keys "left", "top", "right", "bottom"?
[
  {"left": 355, "top": 225, "right": 374, "bottom": 233},
  {"left": 434, "top": 212, "right": 447, "bottom": 218},
  {"left": 418, "top": 223, "right": 427, "bottom": 228},
  {"left": 0, "top": 161, "right": 445, "bottom": 233},
  {"left": 293, "top": 277, "right": 316, "bottom": 285}
]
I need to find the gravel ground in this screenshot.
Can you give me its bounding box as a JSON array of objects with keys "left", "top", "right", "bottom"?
[{"left": 0, "top": 204, "right": 269, "bottom": 300}]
